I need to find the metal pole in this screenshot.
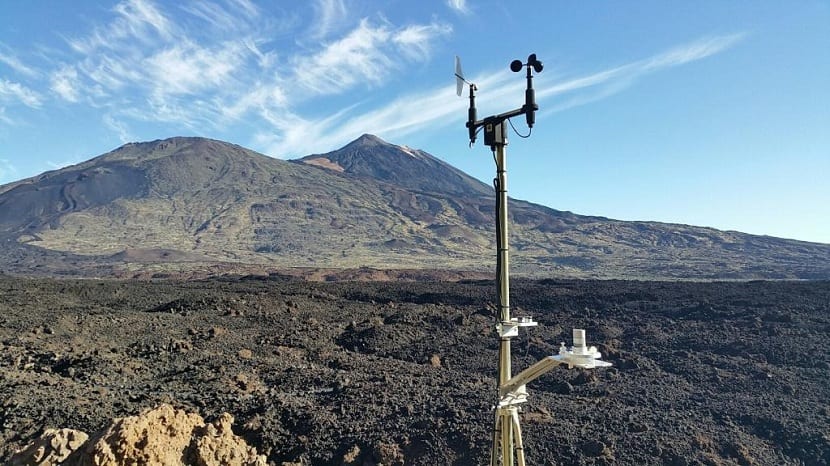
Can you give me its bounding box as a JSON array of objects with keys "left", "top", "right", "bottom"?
[
  {"left": 496, "top": 139, "right": 510, "bottom": 384},
  {"left": 493, "top": 126, "right": 519, "bottom": 466}
]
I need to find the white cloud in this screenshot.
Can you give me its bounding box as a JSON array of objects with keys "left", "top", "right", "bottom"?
[
  {"left": 293, "top": 18, "right": 451, "bottom": 96},
  {"left": 311, "top": 0, "right": 348, "bottom": 39},
  {"left": 0, "top": 47, "right": 39, "bottom": 78},
  {"left": 242, "top": 38, "right": 277, "bottom": 69},
  {"left": 78, "top": 54, "right": 144, "bottom": 92},
  {"left": 253, "top": 104, "right": 358, "bottom": 157},
  {"left": 446, "top": 0, "right": 469, "bottom": 14},
  {"left": 182, "top": 0, "right": 243, "bottom": 30},
  {"left": 41, "top": 0, "right": 453, "bottom": 143},
  {"left": 296, "top": 19, "right": 393, "bottom": 94},
  {"left": 0, "top": 79, "right": 42, "bottom": 107},
  {"left": 68, "top": 0, "right": 174, "bottom": 56},
  {"left": 535, "top": 33, "right": 746, "bottom": 106},
  {"left": 56, "top": 0, "right": 287, "bottom": 127},
  {"left": 394, "top": 22, "right": 454, "bottom": 61},
  {"left": 257, "top": 33, "right": 745, "bottom": 157},
  {"left": 220, "top": 82, "right": 287, "bottom": 121},
  {"left": 36, "top": 0, "right": 742, "bottom": 168},
  {"left": 145, "top": 40, "right": 245, "bottom": 96},
  {"left": 643, "top": 33, "right": 745, "bottom": 70},
  {"left": 228, "top": 0, "right": 259, "bottom": 18},
  {"left": 103, "top": 114, "right": 132, "bottom": 143},
  {"left": 112, "top": 0, "right": 174, "bottom": 40},
  {"left": 180, "top": 0, "right": 261, "bottom": 33},
  {"left": 50, "top": 65, "right": 81, "bottom": 102}
]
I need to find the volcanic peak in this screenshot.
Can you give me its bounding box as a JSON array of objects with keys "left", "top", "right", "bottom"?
[
  {"left": 95, "top": 136, "right": 254, "bottom": 165},
  {"left": 299, "top": 134, "right": 491, "bottom": 196},
  {"left": 346, "top": 133, "right": 388, "bottom": 148}
]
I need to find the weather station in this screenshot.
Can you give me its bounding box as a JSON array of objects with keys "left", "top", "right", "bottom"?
[{"left": 456, "top": 54, "right": 612, "bottom": 466}]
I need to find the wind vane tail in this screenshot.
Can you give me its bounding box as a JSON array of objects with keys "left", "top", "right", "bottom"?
[{"left": 455, "top": 56, "right": 464, "bottom": 97}]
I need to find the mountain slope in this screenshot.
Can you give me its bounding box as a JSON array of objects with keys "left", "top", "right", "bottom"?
[{"left": 1, "top": 135, "right": 828, "bottom": 279}]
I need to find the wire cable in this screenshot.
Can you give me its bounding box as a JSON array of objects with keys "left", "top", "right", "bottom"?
[
  {"left": 507, "top": 117, "right": 532, "bottom": 138},
  {"left": 469, "top": 126, "right": 484, "bottom": 147},
  {"left": 492, "top": 151, "right": 503, "bottom": 392}
]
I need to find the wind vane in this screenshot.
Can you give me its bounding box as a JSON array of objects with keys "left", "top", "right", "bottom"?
[{"left": 457, "top": 54, "right": 612, "bottom": 466}]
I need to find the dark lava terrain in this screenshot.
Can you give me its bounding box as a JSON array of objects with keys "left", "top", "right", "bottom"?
[{"left": 1, "top": 275, "right": 828, "bottom": 465}]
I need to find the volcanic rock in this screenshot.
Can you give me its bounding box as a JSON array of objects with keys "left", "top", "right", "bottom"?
[
  {"left": 9, "top": 405, "right": 266, "bottom": 466},
  {"left": 9, "top": 428, "right": 88, "bottom": 466}
]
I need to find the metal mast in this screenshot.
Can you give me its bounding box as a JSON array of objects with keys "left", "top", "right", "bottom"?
[{"left": 457, "top": 54, "right": 611, "bottom": 466}]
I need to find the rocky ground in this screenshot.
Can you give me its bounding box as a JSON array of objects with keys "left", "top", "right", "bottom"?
[{"left": 1, "top": 275, "right": 828, "bottom": 465}]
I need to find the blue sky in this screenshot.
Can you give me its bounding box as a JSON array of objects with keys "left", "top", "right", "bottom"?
[{"left": 0, "top": 0, "right": 828, "bottom": 243}]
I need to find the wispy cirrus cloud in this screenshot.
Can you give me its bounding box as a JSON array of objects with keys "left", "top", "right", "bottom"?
[
  {"left": 69, "top": 0, "right": 173, "bottom": 54},
  {"left": 446, "top": 0, "right": 469, "bottom": 15},
  {"left": 30, "top": 0, "right": 740, "bottom": 159},
  {"left": 394, "top": 22, "right": 454, "bottom": 61},
  {"left": 257, "top": 33, "right": 745, "bottom": 157},
  {"left": 50, "top": 65, "right": 81, "bottom": 102},
  {"left": 52, "top": 1, "right": 267, "bottom": 127},
  {"left": 0, "top": 46, "right": 39, "bottom": 78},
  {"left": 145, "top": 40, "right": 246, "bottom": 96},
  {"left": 292, "top": 18, "right": 452, "bottom": 95},
  {"left": 1, "top": 0, "right": 456, "bottom": 144},
  {"left": 103, "top": 114, "right": 132, "bottom": 143},
  {"left": 643, "top": 33, "right": 745, "bottom": 70},
  {"left": 310, "top": 0, "right": 348, "bottom": 39},
  {"left": 0, "top": 79, "right": 42, "bottom": 108},
  {"left": 254, "top": 69, "right": 516, "bottom": 157},
  {"left": 534, "top": 33, "right": 747, "bottom": 114},
  {"left": 38, "top": 0, "right": 450, "bottom": 144},
  {"left": 180, "top": 0, "right": 259, "bottom": 31}
]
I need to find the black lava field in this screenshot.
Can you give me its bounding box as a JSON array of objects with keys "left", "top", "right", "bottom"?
[{"left": 1, "top": 276, "right": 828, "bottom": 465}]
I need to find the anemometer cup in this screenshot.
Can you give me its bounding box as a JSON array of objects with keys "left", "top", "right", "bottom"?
[
  {"left": 529, "top": 55, "right": 543, "bottom": 73},
  {"left": 510, "top": 54, "right": 544, "bottom": 74}
]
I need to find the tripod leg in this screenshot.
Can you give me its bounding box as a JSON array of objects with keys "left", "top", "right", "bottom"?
[
  {"left": 502, "top": 409, "right": 514, "bottom": 466},
  {"left": 511, "top": 408, "right": 526, "bottom": 466},
  {"left": 491, "top": 409, "right": 501, "bottom": 466}
]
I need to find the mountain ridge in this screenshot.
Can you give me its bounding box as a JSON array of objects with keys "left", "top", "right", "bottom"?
[{"left": 1, "top": 135, "right": 828, "bottom": 279}]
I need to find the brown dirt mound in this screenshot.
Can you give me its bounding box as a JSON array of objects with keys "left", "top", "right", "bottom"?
[{"left": 10, "top": 404, "right": 266, "bottom": 466}]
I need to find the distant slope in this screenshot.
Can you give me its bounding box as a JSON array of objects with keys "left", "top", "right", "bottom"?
[{"left": 1, "top": 135, "right": 828, "bottom": 279}]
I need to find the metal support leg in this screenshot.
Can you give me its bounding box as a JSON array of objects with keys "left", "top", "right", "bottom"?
[
  {"left": 511, "top": 408, "right": 526, "bottom": 466},
  {"left": 491, "top": 409, "right": 501, "bottom": 466},
  {"left": 502, "top": 408, "right": 513, "bottom": 466},
  {"left": 492, "top": 406, "right": 524, "bottom": 466}
]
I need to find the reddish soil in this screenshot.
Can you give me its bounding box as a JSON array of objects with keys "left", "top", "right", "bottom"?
[{"left": 1, "top": 275, "right": 828, "bottom": 465}]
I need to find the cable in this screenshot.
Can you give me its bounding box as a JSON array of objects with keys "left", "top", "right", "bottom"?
[
  {"left": 507, "top": 117, "right": 532, "bottom": 138},
  {"left": 492, "top": 171, "right": 502, "bottom": 393},
  {"left": 469, "top": 126, "right": 484, "bottom": 147}
]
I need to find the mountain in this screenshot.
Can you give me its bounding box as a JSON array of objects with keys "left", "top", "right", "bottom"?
[
  {"left": 299, "top": 134, "right": 492, "bottom": 196},
  {"left": 1, "top": 135, "right": 828, "bottom": 279}
]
